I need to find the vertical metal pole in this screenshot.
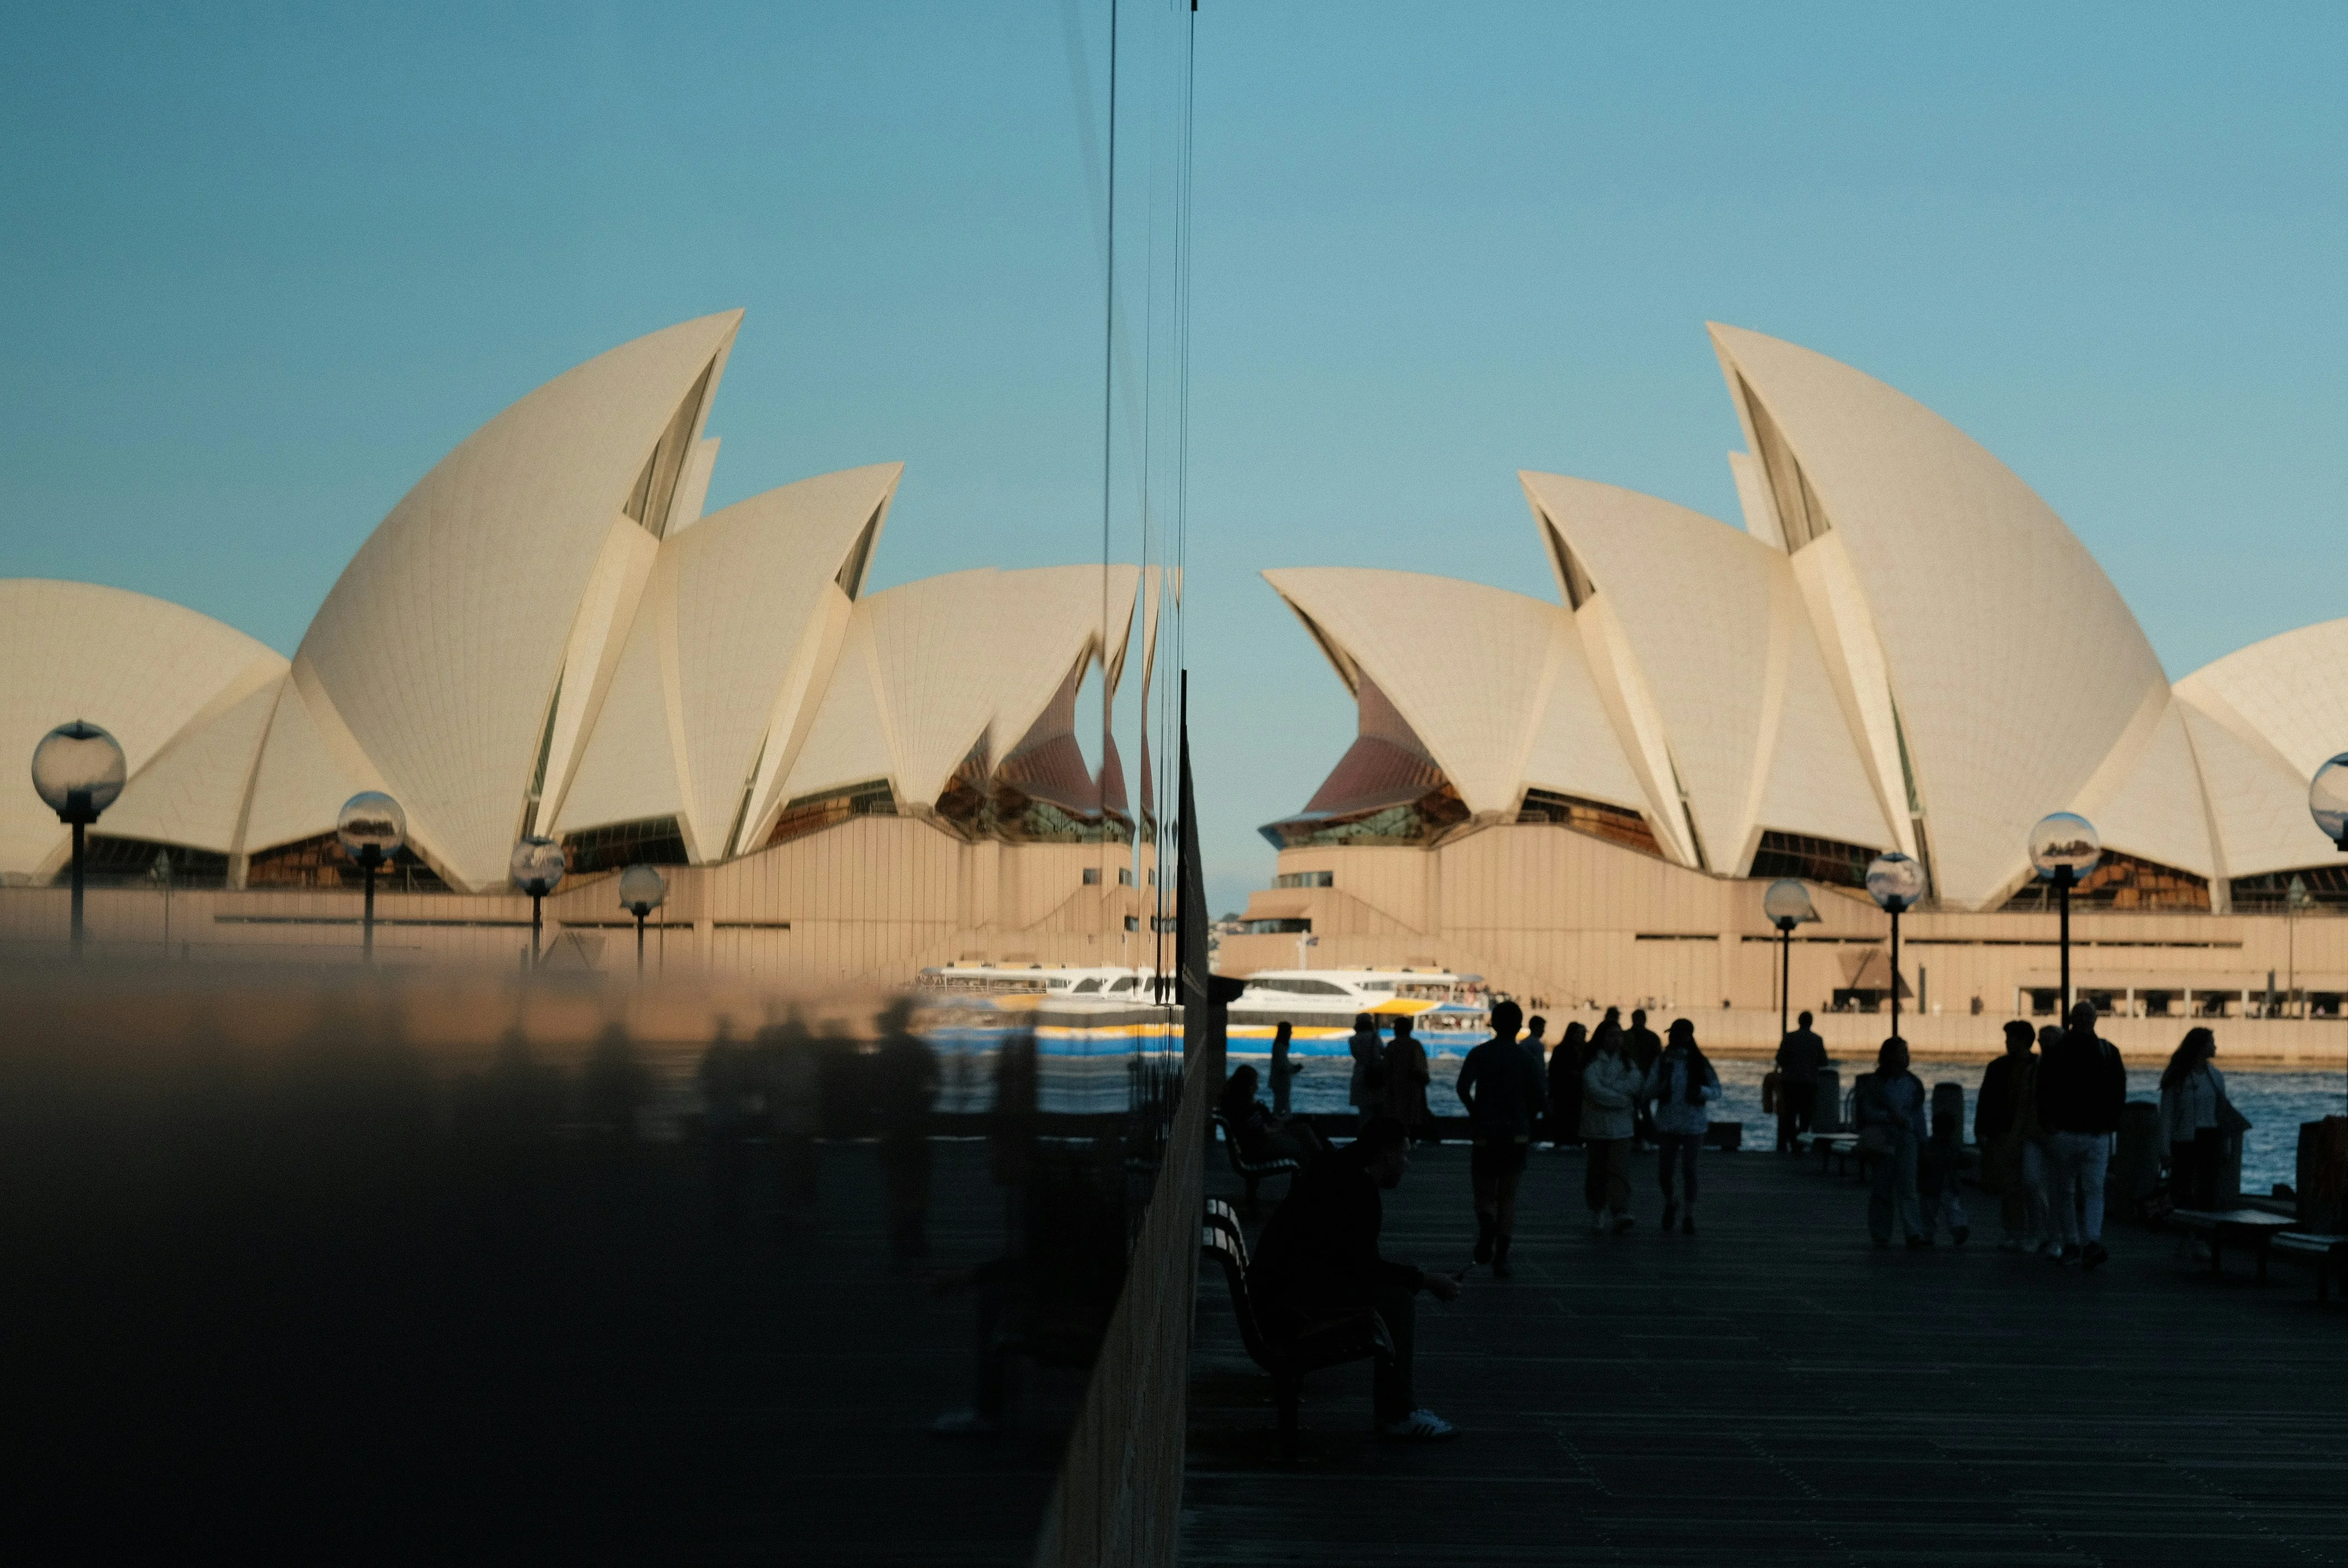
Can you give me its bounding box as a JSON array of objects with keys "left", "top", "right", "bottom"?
[
  {"left": 531, "top": 892, "right": 543, "bottom": 969},
  {"left": 363, "top": 858, "right": 378, "bottom": 963},
  {"left": 70, "top": 819, "right": 86, "bottom": 959},
  {"left": 1779, "top": 924, "right": 1791, "bottom": 1043},
  {"left": 2057, "top": 865, "right": 2072, "bottom": 1013},
  {"left": 636, "top": 911, "right": 646, "bottom": 977},
  {"left": 1889, "top": 904, "right": 1902, "bottom": 1041}
]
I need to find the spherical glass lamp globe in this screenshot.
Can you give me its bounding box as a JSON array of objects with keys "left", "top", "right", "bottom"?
[
  {"left": 618, "top": 863, "right": 667, "bottom": 916},
  {"left": 509, "top": 835, "right": 567, "bottom": 896},
  {"left": 1762, "top": 878, "right": 1815, "bottom": 929},
  {"left": 336, "top": 792, "right": 406, "bottom": 865},
  {"left": 2028, "top": 812, "right": 2102, "bottom": 880},
  {"left": 2310, "top": 754, "right": 2348, "bottom": 850},
  {"left": 31, "top": 720, "right": 127, "bottom": 823},
  {"left": 1865, "top": 852, "right": 1926, "bottom": 912}
]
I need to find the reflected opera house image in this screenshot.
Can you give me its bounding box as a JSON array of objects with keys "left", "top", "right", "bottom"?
[{"left": 0, "top": 312, "right": 1167, "bottom": 976}]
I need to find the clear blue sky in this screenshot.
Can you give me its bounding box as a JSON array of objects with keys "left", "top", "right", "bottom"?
[{"left": 4, "top": 3, "right": 2343, "bottom": 917}]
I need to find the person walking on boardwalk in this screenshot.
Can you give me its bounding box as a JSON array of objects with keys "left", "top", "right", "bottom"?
[
  {"left": 1269, "top": 1020, "right": 1300, "bottom": 1117},
  {"left": 1246, "top": 1116, "right": 1463, "bottom": 1440},
  {"left": 1975, "top": 1020, "right": 2046, "bottom": 1251},
  {"left": 1641, "top": 1019, "right": 1720, "bottom": 1235},
  {"left": 1582, "top": 1023, "right": 1643, "bottom": 1231},
  {"left": 872, "top": 999, "right": 939, "bottom": 1265},
  {"left": 1774, "top": 1010, "right": 1826, "bottom": 1152},
  {"left": 2158, "top": 1027, "right": 2231, "bottom": 1213},
  {"left": 1626, "top": 1009, "right": 1663, "bottom": 1148},
  {"left": 1522, "top": 1014, "right": 1549, "bottom": 1076},
  {"left": 1546, "top": 1020, "right": 1588, "bottom": 1149},
  {"left": 1456, "top": 1000, "right": 1546, "bottom": 1276},
  {"left": 1380, "top": 1013, "right": 1433, "bottom": 1141},
  {"left": 1856, "top": 1036, "right": 1928, "bottom": 1249},
  {"left": 2038, "top": 1000, "right": 2126, "bottom": 1270},
  {"left": 1347, "top": 1013, "right": 1386, "bottom": 1129}
]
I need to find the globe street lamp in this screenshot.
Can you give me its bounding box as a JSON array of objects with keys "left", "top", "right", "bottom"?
[
  {"left": 510, "top": 835, "right": 565, "bottom": 968},
  {"left": 32, "top": 720, "right": 127, "bottom": 958},
  {"left": 337, "top": 792, "right": 406, "bottom": 964},
  {"left": 1865, "top": 852, "right": 1926, "bottom": 1041},
  {"left": 2028, "top": 812, "right": 2101, "bottom": 1015},
  {"left": 1763, "top": 878, "right": 1817, "bottom": 1046},
  {"left": 618, "top": 863, "right": 667, "bottom": 977}
]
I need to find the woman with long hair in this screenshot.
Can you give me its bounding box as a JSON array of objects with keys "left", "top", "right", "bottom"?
[
  {"left": 1581, "top": 1020, "right": 1643, "bottom": 1231},
  {"left": 2158, "top": 1027, "right": 2228, "bottom": 1211},
  {"left": 1642, "top": 1019, "right": 1721, "bottom": 1234},
  {"left": 1219, "top": 1063, "right": 1327, "bottom": 1165},
  {"left": 1547, "top": 1020, "right": 1588, "bottom": 1149}
]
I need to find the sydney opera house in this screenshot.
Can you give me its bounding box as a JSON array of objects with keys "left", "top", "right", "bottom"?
[
  {"left": 0, "top": 313, "right": 1162, "bottom": 976},
  {"left": 1225, "top": 324, "right": 2348, "bottom": 1031}
]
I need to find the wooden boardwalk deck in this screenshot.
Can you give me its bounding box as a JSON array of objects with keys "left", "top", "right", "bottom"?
[{"left": 1187, "top": 1143, "right": 2348, "bottom": 1566}]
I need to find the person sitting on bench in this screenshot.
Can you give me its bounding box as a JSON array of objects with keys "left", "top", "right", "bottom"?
[
  {"left": 1247, "top": 1115, "right": 1462, "bottom": 1440},
  {"left": 1219, "top": 1065, "right": 1329, "bottom": 1164}
]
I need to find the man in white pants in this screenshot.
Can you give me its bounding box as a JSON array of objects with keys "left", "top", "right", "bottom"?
[{"left": 2036, "top": 1000, "right": 2128, "bottom": 1270}]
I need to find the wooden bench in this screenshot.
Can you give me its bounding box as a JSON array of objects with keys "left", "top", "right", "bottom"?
[
  {"left": 2170, "top": 1208, "right": 2297, "bottom": 1282},
  {"left": 1212, "top": 1111, "right": 1302, "bottom": 1212},
  {"left": 1201, "top": 1215, "right": 1392, "bottom": 1461},
  {"left": 2271, "top": 1231, "right": 2348, "bottom": 1302}
]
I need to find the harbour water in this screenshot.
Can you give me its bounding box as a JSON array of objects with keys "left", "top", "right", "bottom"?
[{"left": 1229, "top": 1045, "right": 2347, "bottom": 1194}]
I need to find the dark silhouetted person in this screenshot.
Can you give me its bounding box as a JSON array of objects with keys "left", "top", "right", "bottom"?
[
  {"left": 1582, "top": 1023, "right": 1642, "bottom": 1230},
  {"left": 1247, "top": 1116, "right": 1462, "bottom": 1440},
  {"left": 758, "top": 1007, "right": 822, "bottom": 1221},
  {"left": 581, "top": 1021, "right": 653, "bottom": 1147},
  {"left": 1269, "top": 1021, "right": 1300, "bottom": 1116},
  {"left": 1521, "top": 1014, "right": 1548, "bottom": 1075},
  {"left": 1856, "top": 1036, "right": 1927, "bottom": 1249},
  {"left": 2038, "top": 1000, "right": 2125, "bottom": 1270},
  {"left": 1917, "top": 1089, "right": 1970, "bottom": 1245},
  {"left": 1547, "top": 1020, "right": 1587, "bottom": 1149},
  {"left": 1774, "top": 1010, "right": 1826, "bottom": 1152},
  {"left": 1976, "top": 1019, "right": 2045, "bottom": 1251},
  {"left": 1626, "top": 1009, "right": 1662, "bottom": 1148},
  {"left": 1641, "top": 1018, "right": 1719, "bottom": 1234},
  {"left": 1347, "top": 1013, "right": 1386, "bottom": 1128},
  {"left": 1220, "top": 1064, "right": 1328, "bottom": 1164},
  {"left": 1455, "top": 999, "right": 1544, "bottom": 1275},
  {"left": 699, "top": 1022, "right": 757, "bottom": 1231},
  {"left": 2159, "top": 1026, "right": 2229, "bottom": 1213},
  {"left": 1381, "top": 1014, "right": 1432, "bottom": 1139},
  {"left": 873, "top": 998, "right": 939, "bottom": 1265}
]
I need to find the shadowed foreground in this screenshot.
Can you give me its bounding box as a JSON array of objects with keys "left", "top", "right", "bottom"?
[{"left": 1188, "top": 1143, "right": 2348, "bottom": 1566}]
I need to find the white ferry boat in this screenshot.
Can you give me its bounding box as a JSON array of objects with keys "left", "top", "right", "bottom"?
[
  {"left": 1227, "top": 967, "right": 1490, "bottom": 1055},
  {"left": 913, "top": 962, "right": 1157, "bottom": 1002}
]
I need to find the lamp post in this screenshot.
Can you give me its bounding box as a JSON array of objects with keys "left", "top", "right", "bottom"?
[
  {"left": 510, "top": 835, "right": 566, "bottom": 968},
  {"left": 619, "top": 863, "right": 667, "bottom": 977},
  {"left": 2304, "top": 754, "right": 2348, "bottom": 1107},
  {"left": 32, "top": 720, "right": 127, "bottom": 958},
  {"left": 1763, "top": 878, "right": 1817, "bottom": 1045},
  {"left": 2028, "top": 812, "right": 2101, "bottom": 1016},
  {"left": 337, "top": 792, "right": 406, "bottom": 964},
  {"left": 1865, "top": 852, "right": 1926, "bottom": 1041}
]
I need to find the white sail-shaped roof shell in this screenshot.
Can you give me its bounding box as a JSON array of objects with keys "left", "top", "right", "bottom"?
[
  {"left": 1708, "top": 323, "right": 2173, "bottom": 909},
  {"left": 289, "top": 311, "right": 742, "bottom": 889},
  {"left": 1265, "top": 567, "right": 1629, "bottom": 822},
  {"left": 2177, "top": 620, "right": 2348, "bottom": 878},
  {"left": 777, "top": 565, "right": 1139, "bottom": 816},
  {"left": 0, "top": 581, "right": 286, "bottom": 878},
  {"left": 552, "top": 462, "right": 902, "bottom": 859},
  {"left": 1520, "top": 472, "right": 1894, "bottom": 873}
]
